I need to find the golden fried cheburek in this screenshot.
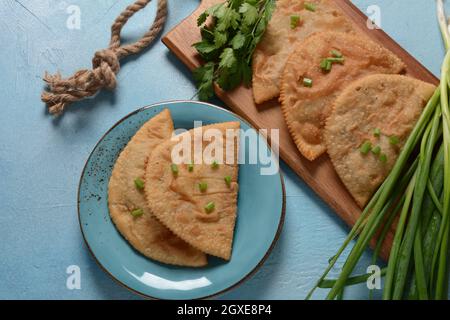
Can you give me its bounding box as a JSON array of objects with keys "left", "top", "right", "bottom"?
[
  {"left": 252, "top": 0, "right": 356, "bottom": 104},
  {"left": 280, "top": 31, "right": 405, "bottom": 161},
  {"left": 325, "top": 74, "right": 436, "bottom": 207},
  {"left": 108, "top": 109, "right": 207, "bottom": 267},
  {"left": 145, "top": 122, "right": 240, "bottom": 260}
]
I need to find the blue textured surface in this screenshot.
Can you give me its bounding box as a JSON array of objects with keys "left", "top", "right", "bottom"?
[
  {"left": 78, "top": 102, "right": 284, "bottom": 299},
  {"left": 0, "top": 0, "right": 445, "bottom": 300}
]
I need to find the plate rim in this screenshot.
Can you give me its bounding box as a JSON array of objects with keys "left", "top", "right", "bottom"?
[{"left": 77, "top": 100, "right": 286, "bottom": 300}]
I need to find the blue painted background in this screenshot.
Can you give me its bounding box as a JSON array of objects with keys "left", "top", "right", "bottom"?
[{"left": 0, "top": 0, "right": 446, "bottom": 299}]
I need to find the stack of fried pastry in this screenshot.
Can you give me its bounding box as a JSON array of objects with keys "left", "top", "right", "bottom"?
[
  {"left": 108, "top": 109, "right": 240, "bottom": 267},
  {"left": 252, "top": 0, "right": 436, "bottom": 207}
]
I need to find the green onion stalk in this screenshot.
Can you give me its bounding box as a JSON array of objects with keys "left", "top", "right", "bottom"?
[
  {"left": 307, "top": 0, "right": 450, "bottom": 300},
  {"left": 435, "top": 0, "right": 450, "bottom": 299}
]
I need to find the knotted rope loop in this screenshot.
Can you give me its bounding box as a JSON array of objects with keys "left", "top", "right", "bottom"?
[{"left": 42, "top": 0, "right": 168, "bottom": 115}]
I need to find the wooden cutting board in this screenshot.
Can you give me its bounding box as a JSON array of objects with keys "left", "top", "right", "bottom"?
[{"left": 162, "top": 0, "right": 439, "bottom": 258}]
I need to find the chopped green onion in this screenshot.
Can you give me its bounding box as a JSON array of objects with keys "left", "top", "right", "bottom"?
[
  {"left": 320, "top": 59, "right": 332, "bottom": 72},
  {"left": 372, "top": 145, "right": 381, "bottom": 155},
  {"left": 290, "top": 15, "right": 301, "bottom": 29},
  {"left": 330, "top": 49, "right": 343, "bottom": 58},
  {"left": 204, "top": 202, "right": 215, "bottom": 213},
  {"left": 134, "top": 178, "right": 145, "bottom": 190},
  {"left": 374, "top": 128, "right": 381, "bottom": 137},
  {"left": 131, "top": 208, "right": 144, "bottom": 217},
  {"left": 198, "top": 182, "right": 208, "bottom": 192},
  {"left": 360, "top": 141, "right": 372, "bottom": 155},
  {"left": 326, "top": 57, "right": 345, "bottom": 64},
  {"left": 224, "top": 176, "right": 232, "bottom": 187},
  {"left": 171, "top": 164, "right": 179, "bottom": 175},
  {"left": 389, "top": 135, "right": 400, "bottom": 145},
  {"left": 211, "top": 160, "right": 219, "bottom": 169},
  {"left": 303, "top": 77, "right": 313, "bottom": 87},
  {"left": 188, "top": 163, "right": 194, "bottom": 172},
  {"left": 304, "top": 2, "right": 316, "bottom": 12},
  {"left": 380, "top": 153, "right": 388, "bottom": 163},
  {"left": 320, "top": 56, "right": 344, "bottom": 72}
]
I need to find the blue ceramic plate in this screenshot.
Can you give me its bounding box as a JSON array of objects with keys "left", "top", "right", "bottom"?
[{"left": 78, "top": 101, "right": 285, "bottom": 299}]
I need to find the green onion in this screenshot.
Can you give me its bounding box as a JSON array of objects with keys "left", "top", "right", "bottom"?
[
  {"left": 427, "top": 179, "right": 444, "bottom": 215},
  {"left": 320, "top": 59, "right": 329, "bottom": 70},
  {"left": 326, "top": 57, "right": 345, "bottom": 64},
  {"left": 199, "top": 182, "right": 208, "bottom": 192},
  {"left": 389, "top": 135, "right": 400, "bottom": 145},
  {"left": 420, "top": 179, "right": 444, "bottom": 297},
  {"left": 371, "top": 191, "right": 410, "bottom": 299},
  {"left": 324, "top": 60, "right": 332, "bottom": 72},
  {"left": 432, "top": 41, "right": 450, "bottom": 299},
  {"left": 134, "top": 178, "right": 145, "bottom": 190},
  {"left": 320, "top": 56, "right": 344, "bottom": 72},
  {"left": 211, "top": 160, "right": 219, "bottom": 169},
  {"left": 308, "top": 86, "right": 441, "bottom": 300},
  {"left": 171, "top": 164, "right": 179, "bottom": 175},
  {"left": 374, "top": 128, "right": 381, "bottom": 137},
  {"left": 224, "top": 176, "right": 232, "bottom": 187},
  {"left": 422, "top": 145, "right": 445, "bottom": 229},
  {"left": 304, "top": 2, "right": 316, "bottom": 12},
  {"left": 319, "top": 269, "right": 387, "bottom": 289},
  {"left": 391, "top": 112, "right": 440, "bottom": 299},
  {"left": 303, "top": 77, "right": 313, "bottom": 87},
  {"left": 131, "top": 208, "right": 144, "bottom": 217},
  {"left": 290, "top": 15, "right": 301, "bottom": 29},
  {"left": 360, "top": 141, "right": 372, "bottom": 155},
  {"left": 372, "top": 145, "right": 381, "bottom": 155},
  {"left": 330, "top": 49, "right": 343, "bottom": 58},
  {"left": 383, "top": 175, "right": 417, "bottom": 299},
  {"left": 204, "top": 202, "right": 215, "bottom": 213},
  {"left": 308, "top": 1, "right": 450, "bottom": 301}
]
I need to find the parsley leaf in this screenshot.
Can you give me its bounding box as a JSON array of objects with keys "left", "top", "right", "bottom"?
[
  {"left": 197, "top": 12, "right": 208, "bottom": 26},
  {"left": 193, "top": 40, "right": 217, "bottom": 57},
  {"left": 207, "top": 3, "right": 225, "bottom": 16},
  {"left": 240, "top": 3, "right": 259, "bottom": 26},
  {"left": 193, "top": 62, "right": 215, "bottom": 101},
  {"left": 214, "top": 31, "right": 228, "bottom": 48},
  {"left": 216, "top": 6, "right": 240, "bottom": 31},
  {"left": 231, "top": 32, "right": 246, "bottom": 50},
  {"left": 193, "top": 0, "right": 276, "bottom": 100},
  {"left": 219, "top": 48, "right": 237, "bottom": 70}
]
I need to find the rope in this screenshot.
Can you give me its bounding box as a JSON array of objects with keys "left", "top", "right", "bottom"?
[{"left": 41, "top": 0, "right": 168, "bottom": 115}]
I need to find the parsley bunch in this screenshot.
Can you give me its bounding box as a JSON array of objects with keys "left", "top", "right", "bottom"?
[{"left": 193, "top": 0, "right": 275, "bottom": 100}]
